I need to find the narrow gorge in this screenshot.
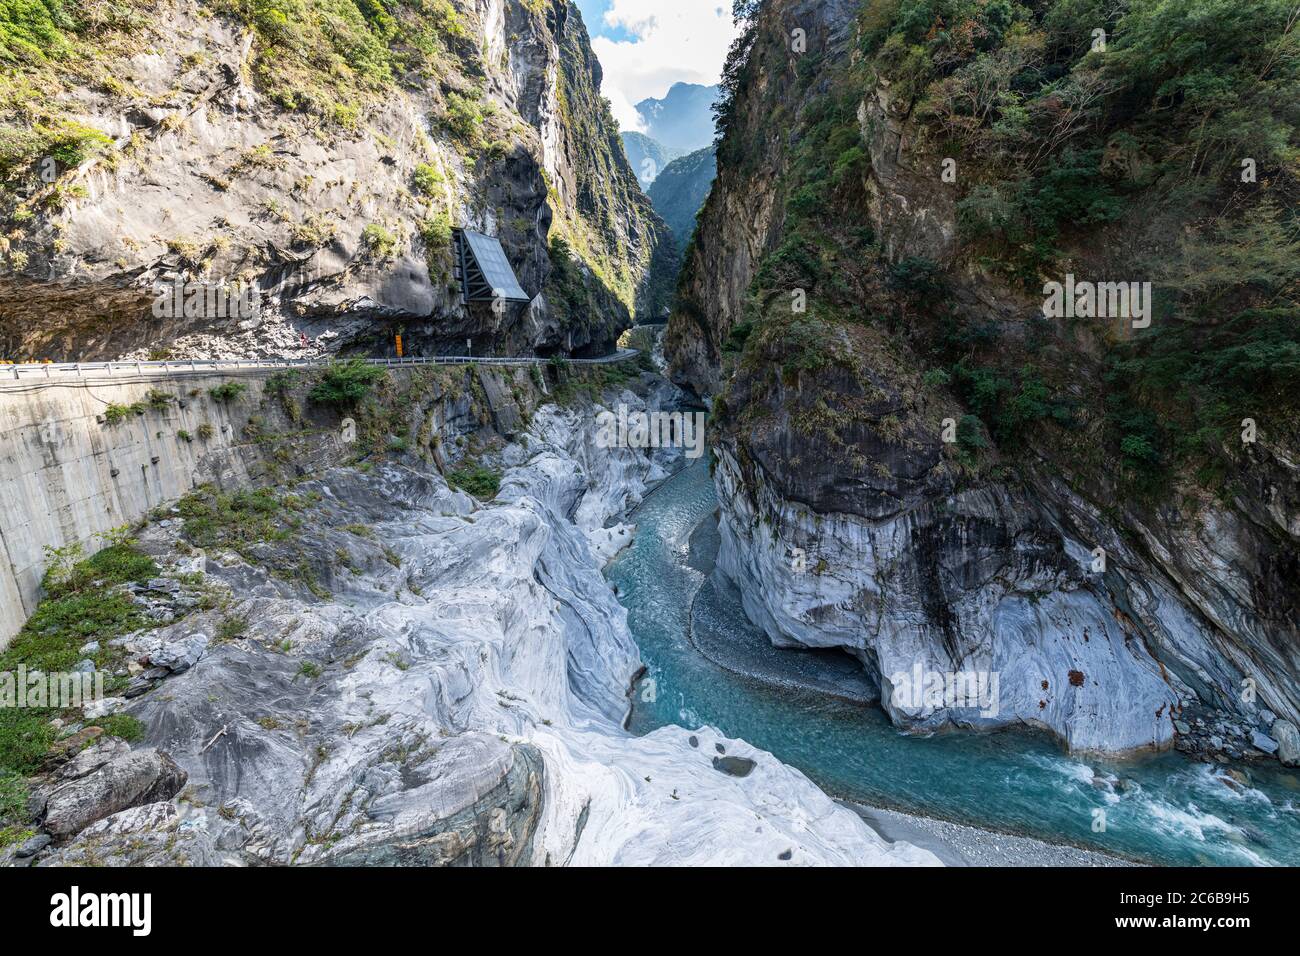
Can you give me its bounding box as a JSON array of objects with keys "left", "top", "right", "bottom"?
[{"left": 1, "top": 0, "right": 1298, "bottom": 872}]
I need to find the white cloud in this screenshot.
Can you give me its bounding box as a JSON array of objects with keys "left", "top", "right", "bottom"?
[
  {"left": 590, "top": 0, "right": 738, "bottom": 127},
  {"left": 604, "top": 84, "right": 648, "bottom": 132}
]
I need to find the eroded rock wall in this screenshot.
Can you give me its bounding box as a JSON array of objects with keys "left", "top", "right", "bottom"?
[
  {"left": 668, "top": 0, "right": 1300, "bottom": 758},
  {"left": 0, "top": 361, "right": 549, "bottom": 646},
  {"left": 14, "top": 380, "right": 941, "bottom": 867},
  {"left": 0, "top": 0, "right": 671, "bottom": 361}
]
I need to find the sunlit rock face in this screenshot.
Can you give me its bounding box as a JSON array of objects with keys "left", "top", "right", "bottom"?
[
  {"left": 665, "top": 0, "right": 860, "bottom": 396},
  {"left": 0, "top": 0, "right": 671, "bottom": 361},
  {"left": 712, "top": 447, "right": 1182, "bottom": 755},
  {"left": 42, "top": 390, "right": 938, "bottom": 867}
]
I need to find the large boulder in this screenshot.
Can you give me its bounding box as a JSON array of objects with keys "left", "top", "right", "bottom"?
[
  {"left": 52, "top": 736, "right": 132, "bottom": 782},
  {"left": 149, "top": 634, "right": 210, "bottom": 674},
  {"left": 41, "top": 749, "right": 187, "bottom": 838},
  {"left": 37, "top": 802, "right": 219, "bottom": 867},
  {"left": 1274, "top": 720, "right": 1300, "bottom": 767}
]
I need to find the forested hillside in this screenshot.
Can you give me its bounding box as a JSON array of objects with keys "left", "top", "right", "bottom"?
[
  {"left": 679, "top": 0, "right": 1298, "bottom": 498},
  {"left": 668, "top": 0, "right": 1300, "bottom": 756},
  {"left": 648, "top": 145, "right": 717, "bottom": 260}
]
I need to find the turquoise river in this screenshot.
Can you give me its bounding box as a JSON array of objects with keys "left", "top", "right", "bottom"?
[{"left": 606, "top": 457, "right": 1300, "bottom": 866}]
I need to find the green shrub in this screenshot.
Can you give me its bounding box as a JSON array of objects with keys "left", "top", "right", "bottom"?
[
  {"left": 330, "top": 102, "right": 360, "bottom": 129},
  {"left": 98, "top": 713, "right": 144, "bottom": 741},
  {"left": 0, "top": 701, "right": 57, "bottom": 778},
  {"left": 264, "top": 370, "right": 304, "bottom": 421},
  {"left": 443, "top": 91, "right": 484, "bottom": 143},
  {"left": 41, "top": 542, "right": 156, "bottom": 601},
  {"left": 889, "top": 256, "right": 947, "bottom": 297},
  {"left": 16, "top": 592, "right": 144, "bottom": 671},
  {"left": 723, "top": 321, "right": 755, "bottom": 354},
  {"left": 754, "top": 233, "right": 823, "bottom": 288},
  {"left": 447, "top": 463, "right": 502, "bottom": 500},
  {"left": 419, "top": 211, "right": 453, "bottom": 280},
  {"left": 209, "top": 0, "right": 399, "bottom": 117},
  {"left": 216, "top": 614, "right": 249, "bottom": 642},
  {"left": 0, "top": 824, "right": 31, "bottom": 850},
  {"left": 1120, "top": 433, "right": 1160, "bottom": 465},
  {"left": 0, "top": 770, "right": 27, "bottom": 824},
  {"left": 178, "top": 486, "right": 292, "bottom": 552},
  {"left": 956, "top": 414, "right": 988, "bottom": 452},
  {"left": 309, "top": 359, "right": 386, "bottom": 407},
  {"left": 419, "top": 211, "right": 452, "bottom": 254},
  {"left": 210, "top": 381, "right": 247, "bottom": 403},
  {"left": 1103, "top": 303, "right": 1300, "bottom": 484},
  {"left": 361, "top": 223, "right": 398, "bottom": 259},
  {"left": 0, "top": 119, "right": 115, "bottom": 190},
  {"left": 0, "top": 541, "right": 158, "bottom": 776},
  {"left": 950, "top": 362, "right": 1071, "bottom": 448},
  {"left": 412, "top": 161, "right": 444, "bottom": 196},
  {"left": 265, "top": 369, "right": 300, "bottom": 396},
  {"left": 0, "top": 770, "right": 33, "bottom": 847},
  {"left": 0, "top": 0, "right": 75, "bottom": 64}
]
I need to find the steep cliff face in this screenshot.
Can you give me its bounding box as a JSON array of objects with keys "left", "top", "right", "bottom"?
[
  {"left": 666, "top": 0, "right": 862, "bottom": 394},
  {"left": 668, "top": 0, "right": 1300, "bottom": 757},
  {"left": 0, "top": 0, "right": 671, "bottom": 360}
]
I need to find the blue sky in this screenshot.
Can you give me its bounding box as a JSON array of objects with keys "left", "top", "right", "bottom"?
[
  {"left": 569, "top": 0, "right": 739, "bottom": 130},
  {"left": 574, "top": 0, "right": 634, "bottom": 43}
]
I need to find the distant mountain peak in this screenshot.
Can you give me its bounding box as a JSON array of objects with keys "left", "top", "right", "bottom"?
[
  {"left": 633, "top": 83, "right": 719, "bottom": 154},
  {"left": 634, "top": 82, "right": 717, "bottom": 113}
]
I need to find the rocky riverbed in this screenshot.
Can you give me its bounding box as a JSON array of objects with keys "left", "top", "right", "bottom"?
[{"left": 4, "top": 379, "right": 941, "bottom": 867}]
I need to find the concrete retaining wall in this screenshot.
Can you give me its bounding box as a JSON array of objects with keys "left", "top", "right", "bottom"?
[
  {"left": 0, "top": 360, "right": 577, "bottom": 647},
  {"left": 0, "top": 370, "right": 289, "bottom": 646}
]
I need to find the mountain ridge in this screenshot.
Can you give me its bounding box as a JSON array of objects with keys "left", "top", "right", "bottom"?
[
  {"left": 648, "top": 145, "right": 717, "bottom": 259},
  {"left": 621, "top": 131, "right": 684, "bottom": 187},
  {"left": 634, "top": 81, "right": 719, "bottom": 153}
]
